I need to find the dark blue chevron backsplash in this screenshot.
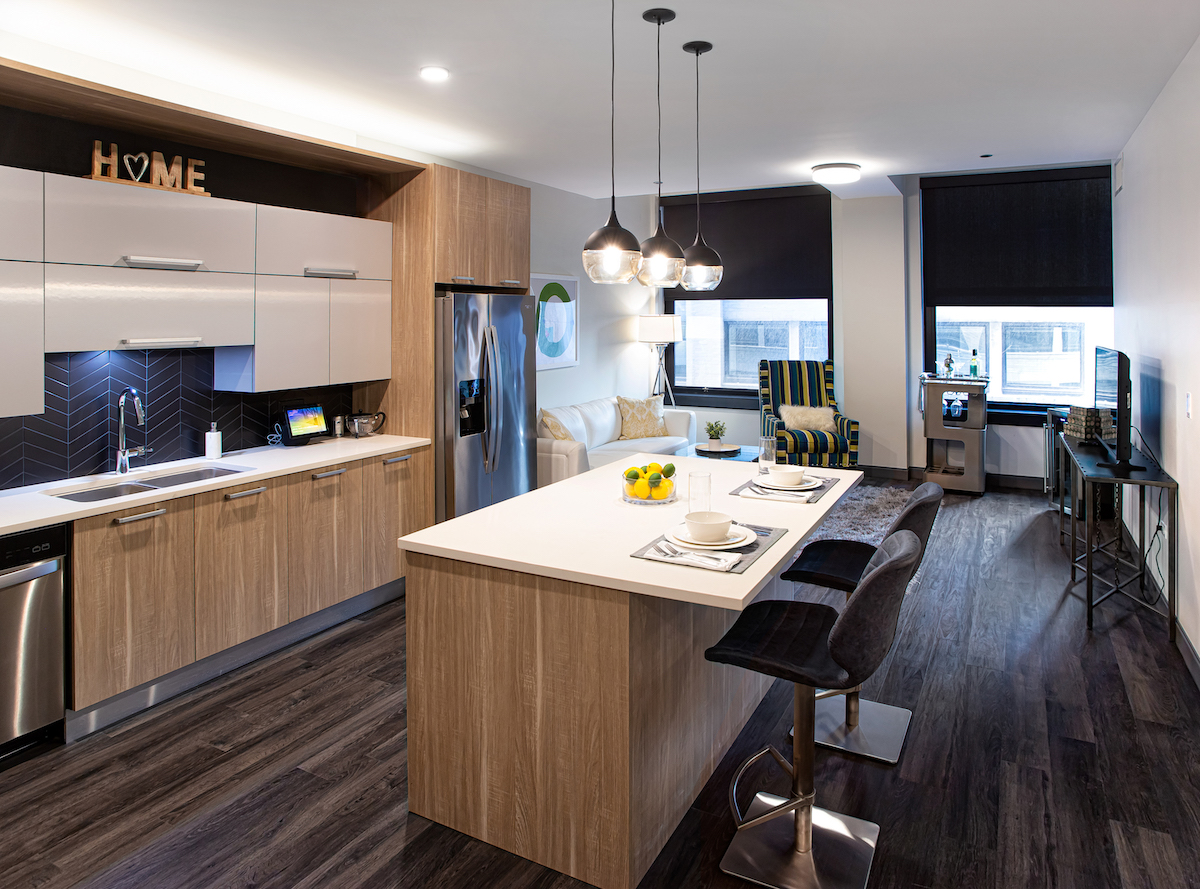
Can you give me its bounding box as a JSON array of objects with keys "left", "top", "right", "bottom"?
[{"left": 0, "top": 350, "right": 353, "bottom": 490}]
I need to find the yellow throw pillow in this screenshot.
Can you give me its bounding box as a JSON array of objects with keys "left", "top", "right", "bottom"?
[
  {"left": 539, "top": 409, "right": 575, "bottom": 441},
  {"left": 617, "top": 395, "right": 668, "bottom": 439},
  {"left": 778, "top": 403, "right": 837, "bottom": 433}
]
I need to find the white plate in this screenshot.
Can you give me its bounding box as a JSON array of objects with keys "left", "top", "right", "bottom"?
[
  {"left": 666, "top": 524, "right": 756, "bottom": 550},
  {"left": 756, "top": 476, "right": 823, "bottom": 492}
]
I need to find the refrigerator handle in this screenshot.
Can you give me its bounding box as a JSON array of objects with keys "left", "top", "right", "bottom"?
[
  {"left": 479, "top": 326, "right": 492, "bottom": 473},
  {"left": 489, "top": 324, "right": 504, "bottom": 473}
]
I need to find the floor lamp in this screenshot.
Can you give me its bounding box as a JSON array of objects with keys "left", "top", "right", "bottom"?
[{"left": 638, "top": 314, "right": 683, "bottom": 407}]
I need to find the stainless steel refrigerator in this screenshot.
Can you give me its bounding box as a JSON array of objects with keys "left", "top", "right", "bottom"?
[{"left": 435, "top": 289, "right": 538, "bottom": 521}]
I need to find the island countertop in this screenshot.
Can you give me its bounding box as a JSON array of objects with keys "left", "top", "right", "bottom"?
[{"left": 399, "top": 453, "right": 861, "bottom": 611}]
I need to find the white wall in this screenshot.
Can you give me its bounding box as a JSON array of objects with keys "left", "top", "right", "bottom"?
[
  {"left": 528, "top": 189, "right": 659, "bottom": 410},
  {"left": 1113, "top": 30, "right": 1200, "bottom": 646}
]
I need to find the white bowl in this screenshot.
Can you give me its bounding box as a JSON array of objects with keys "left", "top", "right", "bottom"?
[
  {"left": 685, "top": 511, "right": 733, "bottom": 543},
  {"left": 767, "top": 464, "right": 805, "bottom": 486}
]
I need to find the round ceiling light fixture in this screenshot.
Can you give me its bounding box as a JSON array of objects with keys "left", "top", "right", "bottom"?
[
  {"left": 420, "top": 66, "right": 450, "bottom": 82},
  {"left": 811, "top": 163, "right": 862, "bottom": 185}
]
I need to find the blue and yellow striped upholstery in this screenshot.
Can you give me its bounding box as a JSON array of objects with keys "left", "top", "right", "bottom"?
[{"left": 759, "top": 360, "right": 859, "bottom": 467}]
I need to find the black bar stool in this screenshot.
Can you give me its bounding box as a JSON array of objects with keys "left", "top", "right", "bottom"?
[
  {"left": 780, "top": 482, "right": 943, "bottom": 764},
  {"left": 705, "top": 530, "right": 921, "bottom": 889}
]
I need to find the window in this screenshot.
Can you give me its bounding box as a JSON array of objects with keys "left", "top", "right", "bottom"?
[
  {"left": 672, "top": 299, "right": 830, "bottom": 393},
  {"left": 933, "top": 306, "right": 1112, "bottom": 407}
]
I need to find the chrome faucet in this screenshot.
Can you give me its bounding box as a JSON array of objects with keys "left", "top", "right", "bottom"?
[{"left": 116, "top": 387, "right": 151, "bottom": 473}]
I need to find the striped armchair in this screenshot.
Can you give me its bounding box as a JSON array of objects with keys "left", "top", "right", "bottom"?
[{"left": 759, "top": 359, "right": 859, "bottom": 467}]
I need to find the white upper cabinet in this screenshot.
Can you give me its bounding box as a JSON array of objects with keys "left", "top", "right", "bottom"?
[
  {"left": 0, "top": 260, "right": 44, "bottom": 418},
  {"left": 214, "top": 277, "right": 330, "bottom": 393},
  {"left": 0, "top": 166, "right": 44, "bottom": 262},
  {"left": 44, "top": 173, "right": 256, "bottom": 273},
  {"left": 330, "top": 279, "right": 391, "bottom": 384},
  {"left": 45, "top": 265, "right": 254, "bottom": 352},
  {"left": 255, "top": 204, "right": 392, "bottom": 280}
]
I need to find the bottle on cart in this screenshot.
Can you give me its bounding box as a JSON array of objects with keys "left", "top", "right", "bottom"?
[
  {"left": 969, "top": 349, "right": 979, "bottom": 377},
  {"left": 950, "top": 395, "right": 964, "bottom": 419},
  {"left": 943, "top": 352, "right": 955, "bottom": 376}
]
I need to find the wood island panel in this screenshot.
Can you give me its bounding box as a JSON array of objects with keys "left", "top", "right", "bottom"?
[
  {"left": 406, "top": 552, "right": 776, "bottom": 889},
  {"left": 287, "top": 460, "right": 364, "bottom": 621},
  {"left": 72, "top": 497, "right": 196, "bottom": 709},
  {"left": 194, "top": 475, "right": 289, "bottom": 660}
]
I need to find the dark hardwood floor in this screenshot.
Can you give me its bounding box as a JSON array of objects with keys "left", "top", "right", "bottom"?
[{"left": 2, "top": 488, "right": 1197, "bottom": 888}]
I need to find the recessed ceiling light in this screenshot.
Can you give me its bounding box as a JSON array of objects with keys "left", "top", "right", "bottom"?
[
  {"left": 811, "top": 163, "right": 861, "bottom": 185},
  {"left": 420, "top": 66, "right": 450, "bottom": 82}
]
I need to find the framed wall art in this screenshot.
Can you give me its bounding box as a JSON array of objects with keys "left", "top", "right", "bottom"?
[{"left": 531, "top": 274, "right": 579, "bottom": 370}]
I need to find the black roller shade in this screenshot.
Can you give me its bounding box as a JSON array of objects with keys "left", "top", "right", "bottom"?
[
  {"left": 661, "top": 185, "right": 832, "bottom": 299},
  {"left": 921, "top": 166, "right": 1113, "bottom": 307}
]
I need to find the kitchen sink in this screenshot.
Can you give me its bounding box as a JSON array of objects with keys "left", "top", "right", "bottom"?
[
  {"left": 55, "top": 483, "right": 157, "bottom": 502},
  {"left": 143, "top": 466, "right": 246, "bottom": 488}
]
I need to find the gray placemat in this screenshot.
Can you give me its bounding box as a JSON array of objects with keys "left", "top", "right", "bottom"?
[
  {"left": 730, "top": 474, "right": 838, "bottom": 503},
  {"left": 630, "top": 522, "right": 786, "bottom": 574}
]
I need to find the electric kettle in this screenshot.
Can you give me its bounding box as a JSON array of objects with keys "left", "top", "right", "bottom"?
[{"left": 347, "top": 411, "right": 386, "bottom": 437}]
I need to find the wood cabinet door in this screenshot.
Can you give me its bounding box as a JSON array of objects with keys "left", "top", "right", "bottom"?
[
  {"left": 288, "top": 460, "right": 364, "bottom": 620},
  {"left": 73, "top": 497, "right": 196, "bottom": 709},
  {"left": 485, "top": 178, "right": 531, "bottom": 289},
  {"left": 0, "top": 260, "right": 44, "bottom": 418},
  {"left": 363, "top": 447, "right": 430, "bottom": 590},
  {"left": 195, "top": 476, "right": 289, "bottom": 660},
  {"left": 434, "top": 166, "right": 487, "bottom": 286}
]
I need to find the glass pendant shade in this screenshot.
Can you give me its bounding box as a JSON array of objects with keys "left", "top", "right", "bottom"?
[
  {"left": 583, "top": 208, "right": 643, "bottom": 284},
  {"left": 636, "top": 222, "right": 685, "bottom": 288},
  {"left": 681, "top": 233, "right": 723, "bottom": 291}
]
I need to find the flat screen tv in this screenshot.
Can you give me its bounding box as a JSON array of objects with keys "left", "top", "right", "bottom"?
[{"left": 1094, "top": 347, "right": 1143, "bottom": 471}]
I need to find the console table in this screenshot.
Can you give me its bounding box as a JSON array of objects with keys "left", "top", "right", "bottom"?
[{"left": 1057, "top": 433, "right": 1178, "bottom": 640}]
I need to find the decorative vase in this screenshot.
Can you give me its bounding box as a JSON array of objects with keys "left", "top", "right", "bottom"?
[{"left": 708, "top": 438, "right": 722, "bottom": 450}]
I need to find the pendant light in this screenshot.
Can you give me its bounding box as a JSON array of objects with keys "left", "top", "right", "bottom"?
[
  {"left": 636, "top": 8, "right": 685, "bottom": 289},
  {"left": 680, "top": 40, "right": 722, "bottom": 292},
  {"left": 582, "top": 0, "right": 643, "bottom": 285}
]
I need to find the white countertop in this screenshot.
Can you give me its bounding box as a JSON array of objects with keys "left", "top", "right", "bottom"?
[
  {"left": 0, "top": 434, "right": 431, "bottom": 537},
  {"left": 399, "top": 454, "right": 862, "bottom": 611}
]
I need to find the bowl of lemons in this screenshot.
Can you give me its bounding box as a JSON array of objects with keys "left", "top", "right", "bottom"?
[{"left": 622, "top": 462, "right": 677, "bottom": 505}]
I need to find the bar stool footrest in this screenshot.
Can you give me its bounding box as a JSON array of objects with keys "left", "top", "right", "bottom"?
[{"left": 720, "top": 792, "right": 878, "bottom": 889}]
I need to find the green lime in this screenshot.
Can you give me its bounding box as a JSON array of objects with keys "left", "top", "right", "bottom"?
[
  {"left": 662, "top": 463, "right": 675, "bottom": 478},
  {"left": 624, "top": 467, "right": 640, "bottom": 481},
  {"left": 648, "top": 472, "right": 662, "bottom": 487}
]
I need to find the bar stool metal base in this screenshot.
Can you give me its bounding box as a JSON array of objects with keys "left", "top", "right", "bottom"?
[
  {"left": 787, "top": 697, "right": 912, "bottom": 765},
  {"left": 720, "top": 791, "right": 878, "bottom": 889},
  {"left": 814, "top": 697, "right": 911, "bottom": 765}
]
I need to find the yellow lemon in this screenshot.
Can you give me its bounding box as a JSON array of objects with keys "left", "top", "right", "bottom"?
[
  {"left": 651, "top": 482, "right": 670, "bottom": 500},
  {"left": 633, "top": 478, "right": 650, "bottom": 499},
  {"left": 624, "top": 482, "right": 637, "bottom": 497},
  {"left": 648, "top": 462, "right": 663, "bottom": 474}
]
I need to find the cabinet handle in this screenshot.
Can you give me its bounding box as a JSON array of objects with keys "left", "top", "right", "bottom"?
[
  {"left": 452, "top": 276, "right": 475, "bottom": 282},
  {"left": 114, "top": 508, "right": 166, "bottom": 525},
  {"left": 123, "top": 255, "right": 203, "bottom": 271},
  {"left": 500, "top": 279, "right": 522, "bottom": 285},
  {"left": 120, "top": 337, "right": 203, "bottom": 348},
  {"left": 383, "top": 454, "right": 411, "bottom": 465},
  {"left": 304, "top": 267, "right": 358, "bottom": 279},
  {"left": 225, "top": 486, "right": 267, "bottom": 500},
  {"left": 312, "top": 468, "right": 347, "bottom": 480}
]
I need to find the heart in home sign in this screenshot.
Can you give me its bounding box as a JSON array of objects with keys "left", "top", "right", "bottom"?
[{"left": 90, "top": 140, "right": 211, "bottom": 195}]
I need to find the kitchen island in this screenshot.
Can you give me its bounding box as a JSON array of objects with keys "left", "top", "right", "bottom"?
[{"left": 399, "top": 454, "right": 861, "bottom": 889}]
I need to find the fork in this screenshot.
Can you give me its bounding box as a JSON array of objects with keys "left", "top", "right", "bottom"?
[{"left": 656, "top": 541, "right": 727, "bottom": 564}]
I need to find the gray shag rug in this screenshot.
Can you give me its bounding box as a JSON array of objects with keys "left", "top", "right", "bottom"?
[{"left": 807, "top": 484, "right": 915, "bottom": 545}]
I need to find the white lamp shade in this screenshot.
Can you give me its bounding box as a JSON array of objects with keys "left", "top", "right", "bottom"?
[{"left": 638, "top": 314, "right": 683, "bottom": 344}]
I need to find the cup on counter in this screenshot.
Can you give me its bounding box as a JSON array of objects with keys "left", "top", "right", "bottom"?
[
  {"left": 688, "top": 471, "right": 711, "bottom": 514},
  {"left": 332, "top": 415, "right": 346, "bottom": 437},
  {"left": 759, "top": 436, "right": 777, "bottom": 474}
]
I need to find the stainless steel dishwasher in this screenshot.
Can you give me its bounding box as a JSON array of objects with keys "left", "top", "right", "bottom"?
[{"left": 0, "top": 524, "right": 67, "bottom": 750}]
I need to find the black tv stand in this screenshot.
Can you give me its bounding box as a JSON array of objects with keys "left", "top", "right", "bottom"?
[{"left": 1093, "top": 435, "right": 1145, "bottom": 473}]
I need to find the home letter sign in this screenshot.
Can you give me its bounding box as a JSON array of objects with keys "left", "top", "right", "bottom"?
[{"left": 90, "top": 140, "right": 211, "bottom": 196}]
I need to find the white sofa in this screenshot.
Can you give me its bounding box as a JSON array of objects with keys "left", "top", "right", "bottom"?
[{"left": 536, "top": 396, "right": 696, "bottom": 486}]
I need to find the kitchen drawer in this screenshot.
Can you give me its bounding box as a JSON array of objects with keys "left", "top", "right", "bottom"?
[
  {"left": 214, "top": 276, "right": 330, "bottom": 392},
  {"left": 45, "top": 264, "right": 254, "bottom": 352},
  {"left": 0, "top": 165, "right": 43, "bottom": 262},
  {"left": 0, "top": 260, "right": 44, "bottom": 418},
  {"left": 44, "top": 173, "right": 256, "bottom": 273},
  {"left": 330, "top": 278, "right": 391, "bottom": 384},
  {"left": 255, "top": 204, "right": 392, "bottom": 280}
]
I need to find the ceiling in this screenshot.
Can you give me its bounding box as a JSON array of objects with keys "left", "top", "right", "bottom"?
[{"left": 1, "top": 0, "right": 1199, "bottom": 199}]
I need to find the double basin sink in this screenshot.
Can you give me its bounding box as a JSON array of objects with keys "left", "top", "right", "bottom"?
[{"left": 53, "top": 465, "right": 249, "bottom": 502}]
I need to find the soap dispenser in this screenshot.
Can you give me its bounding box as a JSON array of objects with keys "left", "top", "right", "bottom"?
[{"left": 205, "top": 422, "right": 222, "bottom": 459}]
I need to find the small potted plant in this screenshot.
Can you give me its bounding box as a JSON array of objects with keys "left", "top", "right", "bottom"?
[{"left": 705, "top": 420, "right": 726, "bottom": 450}]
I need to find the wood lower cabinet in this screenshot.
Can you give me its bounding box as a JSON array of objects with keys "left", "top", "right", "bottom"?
[
  {"left": 288, "top": 460, "right": 364, "bottom": 620},
  {"left": 194, "top": 476, "right": 289, "bottom": 660},
  {"left": 363, "top": 446, "right": 428, "bottom": 589},
  {"left": 73, "top": 497, "right": 195, "bottom": 710}
]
